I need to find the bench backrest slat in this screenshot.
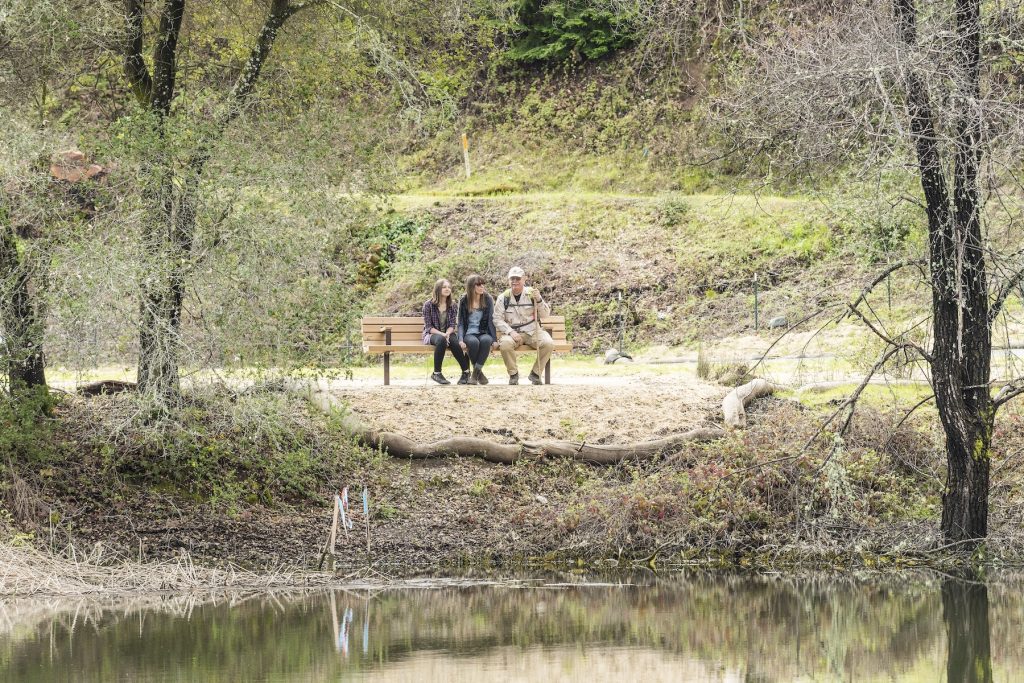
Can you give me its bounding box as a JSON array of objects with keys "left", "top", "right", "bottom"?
[{"left": 360, "top": 315, "right": 569, "bottom": 352}]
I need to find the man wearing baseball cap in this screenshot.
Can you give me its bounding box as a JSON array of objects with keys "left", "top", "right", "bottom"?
[{"left": 494, "top": 266, "right": 554, "bottom": 385}]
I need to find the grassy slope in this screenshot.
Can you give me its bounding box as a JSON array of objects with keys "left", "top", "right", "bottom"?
[{"left": 368, "top": 188, "right": 881, "bottom": 355}]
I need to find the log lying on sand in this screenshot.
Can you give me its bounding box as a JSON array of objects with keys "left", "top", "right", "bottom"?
[
  {"left": 523, "top": 428, "right": 730, "bottom": 465},
  {"left": 76, "top": 380, "right": 137, "bottom": 396},
  {"left": 304, "top": 387, "right": 726, "bottom": 465},
  {"left": 309, "top": 388, "right": 524, "bottom": 463},
  {"left": 722, "top": 378, "right": 777, "bottom": 429}
]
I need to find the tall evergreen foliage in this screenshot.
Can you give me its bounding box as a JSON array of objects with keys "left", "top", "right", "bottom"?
[{"left": 505, "top": 0, "right": 635, "bottom": 63}]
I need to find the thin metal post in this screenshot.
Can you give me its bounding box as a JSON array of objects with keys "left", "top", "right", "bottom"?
[
  {"left": 545, "top": 326, "right": 552, "bottom": 384},
  {"left": 383, "top": 328, "right": 391, "bottom": 386},
  {"left": 754, "top": 273, "right": 760, "bottom": 330},
  {"left": 617, "top": 291, "right": 625, "bottom": 353}
]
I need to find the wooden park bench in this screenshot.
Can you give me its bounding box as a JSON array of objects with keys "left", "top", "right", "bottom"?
[{"left": 360, "top": 316, "right": 572, "bottom": 385}]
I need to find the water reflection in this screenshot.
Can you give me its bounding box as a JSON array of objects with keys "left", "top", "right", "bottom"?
[
  {"left": 1, "top": 573, "right": 1021, "bottom": 682},
  {"left": 942, "top": 576, "right": 993, "bottom": 683}
]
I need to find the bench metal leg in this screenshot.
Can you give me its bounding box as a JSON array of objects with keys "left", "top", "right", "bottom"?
[
  {"left": 543, "top": 326, "right": 553, "bottom": 385},
  {"left": 384, "top": 352, "right": 390, "bottom": 386}
]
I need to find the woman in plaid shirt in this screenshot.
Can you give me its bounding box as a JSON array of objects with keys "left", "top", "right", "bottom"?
[{"left": 423, "top": 279, "right": 470, "bottom": 384}]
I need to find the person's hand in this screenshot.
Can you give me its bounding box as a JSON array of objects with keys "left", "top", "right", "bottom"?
[
  {"left": 512, "top": 332, "right": 522, "bottom": 344},
  {"left": 446, "top": 326, "right": 454, "bottom": 336},
  {"left": 459, "top": 341, "right": 467, "bottom": 352},
  {"left": 491, "top": 342, "right": 498, "bottom": 351}
]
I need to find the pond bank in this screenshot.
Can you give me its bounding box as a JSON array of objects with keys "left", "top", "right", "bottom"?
[{"left": 6, "top": 381, "right": 1024, "bottom": 583}]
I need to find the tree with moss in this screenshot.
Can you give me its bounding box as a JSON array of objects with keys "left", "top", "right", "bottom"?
[
  {"left": 700, "top": 0, "right": 1024, "bottom": 546},
  {"left": 115, "top": 0, "right": 336, "bottom": 409}
]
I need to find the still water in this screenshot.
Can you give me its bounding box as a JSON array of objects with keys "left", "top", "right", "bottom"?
[{"left": 1, "top": 573, "right": 1019, "bottom": 682}]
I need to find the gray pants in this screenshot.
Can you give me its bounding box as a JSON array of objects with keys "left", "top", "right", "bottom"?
[{"left": 498, "top": 329, "right": 554, "bottom": 377}]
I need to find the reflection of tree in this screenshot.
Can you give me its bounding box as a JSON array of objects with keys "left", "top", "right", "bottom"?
[
  {"left": 942, "top": 577, "right": 993, "bottom": 683},
  {"left": 1, "top": 575, "right": 1019, "bottom": 681},
  {"left": 0, "top": 573, "right": 954, "bottom": 679}
]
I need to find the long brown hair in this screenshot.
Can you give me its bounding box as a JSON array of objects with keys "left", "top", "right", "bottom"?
[
  {"left": 431, "top": 279, "right": 452, "bottom": 308},
  {"left": 465, "top": 274, "right": 486, "bottom": 310}
]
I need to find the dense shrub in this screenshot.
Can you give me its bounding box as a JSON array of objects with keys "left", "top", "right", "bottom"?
[{"left": 504, "top": 1, "right": 635, "bottom": 63}]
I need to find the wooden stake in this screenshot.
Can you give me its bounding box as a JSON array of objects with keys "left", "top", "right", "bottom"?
[
  {"left": 330, "top": 591, "right": 340, "bottom": 652},
  {"left": 329, "top": 494, "right": 340, "bottom": 556},
  {"left": 362, "top": 487, "right": 371, "bottom": 559},
  {"left": 461, "top": 132, "right": 471, "bottom": 179}
]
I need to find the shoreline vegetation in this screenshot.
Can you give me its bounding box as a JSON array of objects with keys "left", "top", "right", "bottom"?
[
  {"left": 5, "top": 365, "right": 1024, "bottom": 596},
  {"left": 4, "top": 536, "right": 1024, "bottom": 599}
]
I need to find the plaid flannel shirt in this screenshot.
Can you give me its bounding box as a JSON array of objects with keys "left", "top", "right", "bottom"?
[{"left": 422, "top": 300, "right": 457, "bottom": 344}]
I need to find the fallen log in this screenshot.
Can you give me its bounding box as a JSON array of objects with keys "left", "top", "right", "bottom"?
[
  {"left": 722, "top": 378, "right": 777, "bottom": 429},
  {"left": 304, "top": 388, "right": 725, "bottom": 465},
  {"left": 523, "top": 428, "right": 727, "bottom": 465},
  {"left": 311, "top": 390, "right": 525, "bottom": 463},
  {"left": 76, "top": 380, "right": 137, "bottom": 396}
]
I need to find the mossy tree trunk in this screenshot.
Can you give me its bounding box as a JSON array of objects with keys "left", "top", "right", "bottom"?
[
  {"left": 894, "top": 0, "right": 991, "bottom": 545},
  {"left": 0, "top": 195, "right": 47, "bottom": 395},
  {"left": 122, "top": 0, "right": 314, "bottom": 406}
]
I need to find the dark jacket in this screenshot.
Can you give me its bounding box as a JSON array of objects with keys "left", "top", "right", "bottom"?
[{"left": 457, "top": 293, "right": 497, "bottom": 342}]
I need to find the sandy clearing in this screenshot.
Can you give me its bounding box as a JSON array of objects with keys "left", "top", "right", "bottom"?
[{"left": 326, "top": 373, "right": 728, "bottom": 444}]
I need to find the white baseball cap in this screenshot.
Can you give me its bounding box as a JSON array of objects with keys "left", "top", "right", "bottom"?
[{"left": 507, "top": 266, "right": 525, "bottom": 279}]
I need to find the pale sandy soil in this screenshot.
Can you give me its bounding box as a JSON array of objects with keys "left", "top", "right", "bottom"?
[{"left": 325, "top": 373, "right": 728, "bottom": 444}]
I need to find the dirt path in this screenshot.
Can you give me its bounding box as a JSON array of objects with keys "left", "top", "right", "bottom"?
[{"left": 325, "top": 373, "right": 727, "bottom": 444}]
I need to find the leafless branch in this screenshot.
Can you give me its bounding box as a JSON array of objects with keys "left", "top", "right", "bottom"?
[
  {"left": 804, "top": 343, "right": 907, "bottom": 456},
  {"left": 747, "top": 305, "right": 843, "bottom": 376},
  {"left": 994, "top": 380, "right": 1024, "bottom": 408},
  {"left": 990, "top": 263, "right": 1024, "bottom": 323},
  {"left": 882, "top": 392, "right": 935, "bottom": 449},
  {"left": 847, "top": 258, "right": 927, "bottom": 313}
]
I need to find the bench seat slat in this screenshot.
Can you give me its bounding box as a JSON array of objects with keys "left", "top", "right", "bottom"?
[
  {"left": 363, "top": 344, "right": 573, "bottom": 354},
  {"left": 362, "top": 315, "right": 565, "bottom": 325},
  {"left": 363, "top": 334, "right": 569, "bottom": 343},
  {"left": 361, "top": 322, "right": 568, "bottom": 332},
  {"left": 362, "top": 332, "right": 431, "bottom": 340},
  {"left": 362, "top": 326, "right": 567, "bottom": 339}
]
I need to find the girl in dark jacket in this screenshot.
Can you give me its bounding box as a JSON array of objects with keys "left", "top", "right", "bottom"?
[
  {"left": 422, "top": 278, "right": 470, "bottom": 384},
  {"left": 457, "top": 274, "right": 497, "bottom": 385}
]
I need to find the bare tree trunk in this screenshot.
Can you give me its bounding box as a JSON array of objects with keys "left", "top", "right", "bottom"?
[
  {"left": 135, "top": 170, "right": 196, "bottom": 403},
  {"left": 135, "top": 258, "right": 184, "bottom": 402},
  {"left": 895, "top": 0, "right": 991, "bottom": 545},
  {"left": 0, "top": 199, "right": 47, "bottom": 395},
  {"left": 123, "top": 0, "right": 304, "bottom": 407}
]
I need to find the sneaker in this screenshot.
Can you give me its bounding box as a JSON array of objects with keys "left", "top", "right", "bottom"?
[
  {"left": 476, "top": 367, "right": 489, "bottom": 385},
  {"left": 528, "top": 372, "right": 542, "bottom": 385},
  {"left": 431, "top": 372, "right": 450, "bottom": 385},
  {"left": 457, "top": 371, "right": 470, "bottom": 385},
  {"left": 509, "top": 373, "right": 519, "bottom": 385}
]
